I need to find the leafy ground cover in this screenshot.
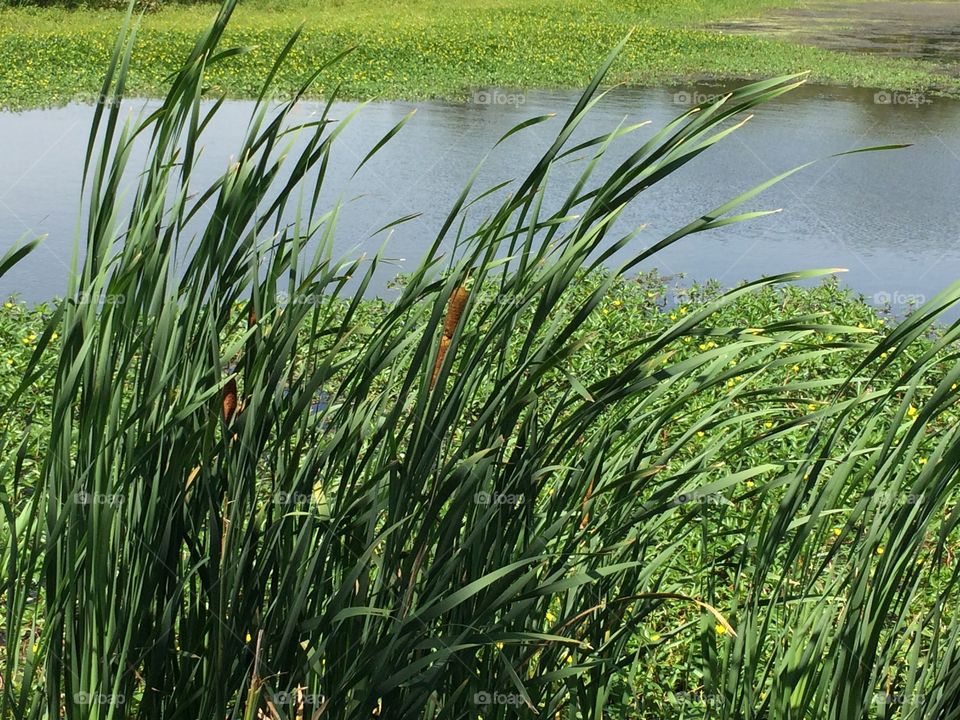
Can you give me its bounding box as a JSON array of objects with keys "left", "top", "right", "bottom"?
[{"left": 0, "top": 0, "right": 957, "bottom": 109}]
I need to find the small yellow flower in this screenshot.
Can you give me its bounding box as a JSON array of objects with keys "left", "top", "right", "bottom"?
[
  {"left": 792, "top": 364, "right": 800, "bottom": 372},
  {"left": 745, "top": 480, "right": 755, "bottom": 489},
  {"left": 696, "top": 431, "right": 705, "bottom": 438},
  {"left": 565, "top": 654, "right": 574, "bottom": 665},
  {"left": 727, "top": 379, "right": 735, "bottom": 388},
  {"left": 699, "top": 343, "right": 708, "bottom": 351},
  {"left": 3, "top": 302, "right": 12, "bottom": 309},
  {"left": 646, "top": 291, "right": 656, "bottom": 298},
  {"left": 51, "top": 332, "right": 58, "bottom": 340},
  {"left": 907, "top": 405, "right": 918, "bottom": 419},
  {"left": 669, "top": 313, "right": 677, "bottom": 320},
  {"left": 807, "top": 403, "right": 817, "bottom": 411},
  {"left": 245, "top": 632, "right": 252, "bottom": 643},
  {"left": 919, "top": 458, "right": 927, "bottom": 465},
  {"left": 649, "top": 633, "right": 661, "bottom": 642},
  {"left": 952, "top": 384, "right": 958, "bottom": 391},
  {"left": 880, "top": 352, "right": 888, "bottom": 359},
  {"left": 612, "top": 299, "right": 622, "bottom": 307},
  {"left": 825, "top": 335, "right": 834, "bottom": 341},
  {"left": 715, "top": 624, "right": 727, "bottom": 635},
  {"left": 545, "top": 611, "right": 556, "bottom": 623},
  {"left": 832, "top": 528, "right": 841, "bottom": 537},
  {"left": 495, "top": 641, "right": 504, "bottom": 650},
  {"left": 764, "top": 421, "right": 773, "bottom": 429},
  {"left": 679, "top": 307, "right": 688, "bottom": 315},
  {"left": 602, "top": 308, "right": 609, "bottom": 315},
  {"left": 5, "top": 358, "right": 12, "bottom": 366},
  {"left": 876, "top": 547, "right": 885, "bottom": 556}
]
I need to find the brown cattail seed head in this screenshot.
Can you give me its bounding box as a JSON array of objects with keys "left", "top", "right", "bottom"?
[
  {"left": 443, "top": 286, "right": 469, "bottom": 339},
  {"left": 222, "top": 377, "right": 238, "bottom": 422},
  {"left": 431, "top": 336, "right": 451, "bottom": 389},
  {"left": 248, "top": 308, "right": 257, "bottom": 328}
]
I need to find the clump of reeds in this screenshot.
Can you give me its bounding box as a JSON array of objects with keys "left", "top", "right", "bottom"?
[{"left": 4, "top": 5, "right": 959, "bottom": 720}]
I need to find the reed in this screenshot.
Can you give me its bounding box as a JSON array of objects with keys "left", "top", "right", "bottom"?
[{"left": 1, "top": 3, "right": 959, "bottom": 718}]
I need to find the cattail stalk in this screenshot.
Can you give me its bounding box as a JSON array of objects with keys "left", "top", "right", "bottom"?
[
  {"left": 431, "top": 285, "right": 469, "bottom": 389},
  {"left": 222, "top": 377, "right": 238, "bottom": 422},
  {"left": 431, "top": 336, "right": 451, "bottom": 389},
  {"left": 443, "top": 286, "right": 468, "bottom": 339}
]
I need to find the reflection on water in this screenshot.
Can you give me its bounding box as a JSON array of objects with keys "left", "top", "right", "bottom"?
[{"left": 0, "top": 82, "right": 959, "bottom": 311}]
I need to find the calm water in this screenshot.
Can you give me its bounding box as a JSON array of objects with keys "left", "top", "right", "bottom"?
[{"left": 1, "top": 83, "right": 959, "bottom": 310}]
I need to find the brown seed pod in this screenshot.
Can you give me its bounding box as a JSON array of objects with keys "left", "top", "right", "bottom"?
[
  {"left": 222, "top": 377, "right": 238, "bottom": 422},
  {"left": 580, "top": 478, "right": 595, "bottom": 530},
  {"left": 431, "top": 336, "right": 451, "bottom": 389},
  {"left": 442, "top": 286, "right": 469, "bottom": 339},
  {"left": 247, "top": 308, "right": 257, "bottom": 328}
]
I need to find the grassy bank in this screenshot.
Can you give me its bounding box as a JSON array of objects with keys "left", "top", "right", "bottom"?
[{"left": 1, "top": 0, "right": 958, "bottom": 109}]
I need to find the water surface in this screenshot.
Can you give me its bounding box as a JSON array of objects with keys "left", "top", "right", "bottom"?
[{"left": 1, "top": 83, "right": 959, "bottom": 311}]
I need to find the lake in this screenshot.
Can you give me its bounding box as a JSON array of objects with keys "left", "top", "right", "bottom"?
[{"left": 1, "top": 82, "right": 958, "bottom": 312}]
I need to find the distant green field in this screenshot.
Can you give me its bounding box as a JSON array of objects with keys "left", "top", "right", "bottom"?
[{"left": 0, "top": 0, "right": 956, "bottom": 109}]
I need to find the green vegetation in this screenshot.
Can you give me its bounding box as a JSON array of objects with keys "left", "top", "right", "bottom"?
[
  {"left": 1, "top": 0, "right": 957, "bottom": 109},
  {"left": 4, "top": 3, "right": 960, "bottom": 718}
]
